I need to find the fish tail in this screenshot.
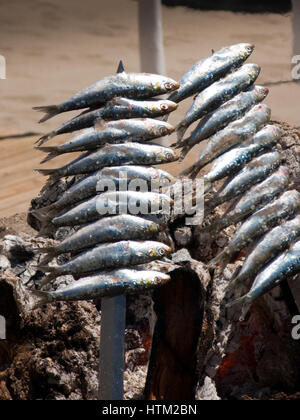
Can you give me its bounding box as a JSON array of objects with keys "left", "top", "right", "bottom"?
[
  {"left": 200, "top": 223, "right": 218, "bottom": 238},
  {"left": 176, "top": 135, "right": 190, "bottom": 149},
  {"left": 226, "top": 294, "right": 253, "bottom": 321},
  {"left": 202, "top": 216, "right": 227, "bottom": 235},
  {"left": 35, "top": 131, "right": 56, "bottom": 146},
  {"left": 175, "top": 123, "right": 187, "bottom": 143},
  {"left": 178, "top": 147, "right": 189, "bottom": 162},
  {"left": 226, "top": 275, "right": 241, "bottom": 292},
  {"left": 39, "top": 244, "right": 58, "bottom": 258},
  {"left": 34, "top": 168, "right": 59, "bottom": 178},
  {"left": 30, "top": 207, "right": 55, "bottom": 223},
  {"left": 39, "top": 254, "right": 55, "bottom": 265},
  {"left": 37, "top": 264, "right": 56, "bottom": 273},
  {"left": 37, "top": 266, "right": 60, "bottom": 286},
  {"left": 39, "top": 274, "right": 56, "bottom": 289},
  {"left": 33, "top": 105, "right": 61, "bottom": 123},
  {"left": 36, "top": 146, "right": 61, "bottom": 163},
  {"left": 204, "top": 178, "right": 212, "bottom": 193},
  {"left": 209, "top": 249, "right": 231, "bottom": 269},
  {"left": 205, "top": 198, "right": 219, "bottom": 213},
  {"left": 29, "top": 290, "right": 52, "bottom": 309},
  {"left": 179, "top": 164, "right": 200, "bottom": 179}
]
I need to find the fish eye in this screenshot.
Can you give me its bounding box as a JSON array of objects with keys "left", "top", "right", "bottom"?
[
  {"left": 160, "top": 126, "right": 168, "bottom": 136},
  {"left": 164, "top": 82, "right": 173, "bottom": 91},
  {"left": 160, "top": 103, "right": 169, "bottom": 111},
  {"left": 166, "top": 152, "right": 173, "bottom": 160},
  {"left": 158, "top": 247, "right": 166, "bottom": 256}
]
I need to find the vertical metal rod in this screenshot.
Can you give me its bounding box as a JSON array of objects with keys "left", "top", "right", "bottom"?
[
  {"left": 292, "top": 0, "right": 300, "bottom": 60},
  {"left": 138, "top": 0, "right": 166, "bottom": 75},
  {"left": 98, "top": 61, "right": 127, "bottom": 401},
  {"left": 99, "top": 295, "right": 126, "bottom": 400}
]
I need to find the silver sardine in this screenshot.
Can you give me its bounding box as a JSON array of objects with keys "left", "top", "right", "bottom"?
[
  {"left": 33, "top": 71, "right": 179, "bottom": 122},
  {"left": 168, "top": 43, "right": 254, "bottom": 103},
  {"left": 37, "top": 98, "right": 178, "bottom": 145},
  {"left": 40, "top": 214, "right": 165, "bottom": 259},
  {"left": 34, "top": 166, "right": 175, "bottom": 216},
  {"left": 181, "top": 104, "right": 271, "bottom": 178},
  {"left": 176, "top": 63, "right": 260, "bottom": 141},
  {"left": 227, "top": 239, "right": 300, "bottom": 321},
  {"left": 39, "top": 241, "right": 172, "bottom": 283},
  {"left": 29, "top": 269, "right": 171, "bottom": 308},
  {"left": 36, "top": 143, "right": 179, "bottom": 179},
  {"left": 50, "top": 191, "right": 173, "bottom": 226},
  {"left": 228, "top": 215, "right": 300, "bottom": 290},
  {"left": 38, "top": 119, "right": 175, "bottom": 162},
  {"left": 206, "top": 151, "right": 281, "bottom": 210},
  {"left": 203, "top": 166, "right": 289, "bottom": 234},
  {"left": 203, "top": 125, "right": 281, "bottom": 189},
  {"left": 210, "top": 190, "right": 300, "bottom": 268},
  {"left": 178, "top": 85, "right": 269, "bottom": 159}
]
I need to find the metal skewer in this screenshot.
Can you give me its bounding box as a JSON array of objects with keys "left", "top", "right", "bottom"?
[{"left": 98, "top": 61, "right": 127, "bottom": 401}]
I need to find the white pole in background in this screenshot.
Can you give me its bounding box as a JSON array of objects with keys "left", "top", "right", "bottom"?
[
  {"left": 139, "top": 0, "right": 168, "bottom": 146},
  {"left": 292, "top": 0, "right": 300, "bottom": 60},
  {"left": 138, "top": 0, "right": 166, "bottom": 75}
]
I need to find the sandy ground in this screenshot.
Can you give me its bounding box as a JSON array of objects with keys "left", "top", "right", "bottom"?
[{"left": 0, "top": 0, "right": 298, "bottom": 217}]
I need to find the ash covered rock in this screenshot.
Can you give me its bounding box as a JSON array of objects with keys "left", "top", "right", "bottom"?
[
  {"left": 174, "top": 226, "right": 193, "bottom": 248},
  {"left": 28, "top": 176, "right": 77, "bottom": 237},
  {"left": 0, "top": 233, "right": 50, "bottom": 286},
  {"left": 0, "top": 273, "right": 100, "bottom": 400}
]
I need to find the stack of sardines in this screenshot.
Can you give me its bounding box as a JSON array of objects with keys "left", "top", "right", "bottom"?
[
  {"left": 172, "top": 43, "right": 300, "bottom": 321},
  {"left": 29, "top": 64, "right": 180, "bottom": 306}
]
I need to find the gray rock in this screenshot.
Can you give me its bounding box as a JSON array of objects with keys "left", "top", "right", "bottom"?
[
  {"left": 196, "top": 377, "right": 221, "bottom": 401},
  {"left": 174, "top": 226, "right": 192, "bottom": 247},
  {"left": 0, "top": 254, "right": 11, "bottom": 271}
]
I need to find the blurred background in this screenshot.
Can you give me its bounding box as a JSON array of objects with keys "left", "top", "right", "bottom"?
[{"left": 0, "top": 0, "right": 297, "bottom": 216}]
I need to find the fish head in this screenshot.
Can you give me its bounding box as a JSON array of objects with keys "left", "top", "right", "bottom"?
[
  {"left": 147, "top": 242, "right": 172, "bottom": 258},
  {"left": 162, "top": 79, "right": 180, "bottom": 93},
  {"left": 145, "top": 271, "right": 171, "bottom": 285},
  {"left": 245, "top": 63, "right": 261, "bottom": 81},
  {"left": 278, "top": 190, "right": 300, "bottom": 210},
  {"left": 165, "top": 148, "right": 179, "bottom": 162},
  {"left": 155, "top": 273, "right": 171, "bottom": 283},
  {"left": 239, "top": 43, "right": 255, "bottom": 57},
  {"left": 252, "top": 124, "right": 281, "bottom": 147},
  {"left": 270, "top": 125, "right": 282, "bottom": 138},
  {"left": 158, "top": 99, "right": 178, "bottom": 113},
  {"left": 291, "top": 190, "right": 300, "bottom": 207},
  {"left": 277, "top": 166, "right": 289, "bottom": 180},
  {"left": 150, "top": 120, "right": 175, "bottom": 137},
  {"left": 254, "top": 85, "right": 269, "bottom": 101},
  {"left": 140, "top": 74, "right": 179, "bottom": 95},
  {"left": 256, "top": 103, "right": 271, "bottom": 119},
  {"left": 260, "top": 124, "right": 281, "bottom": 141}
]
